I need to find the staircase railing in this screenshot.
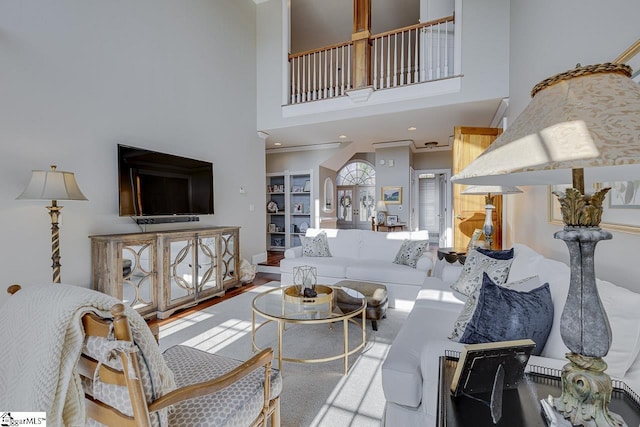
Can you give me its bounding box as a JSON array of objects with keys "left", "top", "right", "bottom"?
[{"left": 288, "top": 15, "right": 455, "bottom": 105}]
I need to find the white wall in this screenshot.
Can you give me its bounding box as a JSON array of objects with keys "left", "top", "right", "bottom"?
[
  {"left": 0, "top": 0, "right": 265, "bottom": 304},
  {"left": 375, "top": 146, "right": 412, "bottom": 223},
  {"left": 507, "top": 0, "right": 640, "bottom": 291}
]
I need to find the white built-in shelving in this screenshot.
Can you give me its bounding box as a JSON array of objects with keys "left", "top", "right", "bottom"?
[{"left": 266, "top": 170, "right": 313, "bottom": 251}]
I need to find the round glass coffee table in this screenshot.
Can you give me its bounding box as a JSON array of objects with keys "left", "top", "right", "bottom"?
[{"left": 252, "top": 285, "right": 367, "bottom": 375}]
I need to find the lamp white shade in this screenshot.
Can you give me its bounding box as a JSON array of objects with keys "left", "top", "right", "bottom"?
[
  {"left": 17, "top": 166, "right": 88, "bottom": 201},
  {"left": 460, "top": 185, "right": 523, "bottom": 195},
  {"left": 375, "top": 200, "right": 387, "bottom": 212},
  {"left": 452, "top": 64, "right": 640, "bottom": 186}
]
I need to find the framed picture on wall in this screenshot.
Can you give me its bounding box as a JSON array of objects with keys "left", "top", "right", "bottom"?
[{"left": 382, "top": 186, "right": 402, "bottom": 204}]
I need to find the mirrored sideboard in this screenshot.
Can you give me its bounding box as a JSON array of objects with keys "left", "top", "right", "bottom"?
[{"left": 90, "top": 226, "right": 240, "bottom": 319}]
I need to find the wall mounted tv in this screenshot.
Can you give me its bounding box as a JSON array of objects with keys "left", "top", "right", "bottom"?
[{"left": 118, "top": 144, "right": 214, "bottom": 217}]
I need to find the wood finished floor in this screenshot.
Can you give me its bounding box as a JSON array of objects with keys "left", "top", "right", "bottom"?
[{"left": 147, "top": 271, "right": 280, "bottom": 329}]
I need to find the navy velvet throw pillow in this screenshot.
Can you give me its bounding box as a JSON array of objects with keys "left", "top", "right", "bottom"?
[
  {"left": 459, "top": 272, "right": 553, "bottom": 356},
  {"left": 476, "top": 247, "right": 515, "bottom": 260}
]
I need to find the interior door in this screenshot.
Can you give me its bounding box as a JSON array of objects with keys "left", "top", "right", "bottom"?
[{"left": 452, "top": 127, "right": 503, "bottom": 249}]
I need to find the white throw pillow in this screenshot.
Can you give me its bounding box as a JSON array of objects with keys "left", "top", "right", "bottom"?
[
  {"left": 450, "top": 248, "right": 514, "bottom": 297},
  {"left": 449, "top": 276, "right": 540, "bottom": 341},
  {"left": 393, "top": 239, "right": 429, "bottom": 269},
  {"left": 300, "top": 231, "right": 332, "bottom": 257}
]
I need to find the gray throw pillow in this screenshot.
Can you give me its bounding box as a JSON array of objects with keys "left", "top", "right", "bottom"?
[
  {"left": 450, "top": 248, "right": 514, "bottom": 297},
  {"left": 393, "top": 239, "right": 429, "bottom": 269},
  {"left": 300, "top": 231, "right": 332, "bottom": 257},
  {"left": 459, "top": 272, "right": 553, "bottom": 356}
]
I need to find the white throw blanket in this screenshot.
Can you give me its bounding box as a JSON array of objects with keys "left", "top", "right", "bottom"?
[{"left": 0, "top": 283, "right": 175, "bottom": 426}]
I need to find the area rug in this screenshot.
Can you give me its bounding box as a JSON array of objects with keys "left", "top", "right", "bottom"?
[{"left": 158, "top": 282, "right": 409, "bottom": 427}]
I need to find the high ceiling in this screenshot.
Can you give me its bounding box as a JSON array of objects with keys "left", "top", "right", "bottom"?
[{"left": 264, "top": 0, "right": 501, "bottom": 152}]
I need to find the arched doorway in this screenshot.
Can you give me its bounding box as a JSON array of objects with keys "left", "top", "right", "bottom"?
[{"left": 336, "top": 161, "right": 376, "bottom": 229}]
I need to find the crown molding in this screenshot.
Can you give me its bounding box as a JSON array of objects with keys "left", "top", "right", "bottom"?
[
  {"left": 266, "top": 142, "right": 342, "bottom": 154},
  {"left": 371, "top": 140, "right": 413, "bottom": 149}
]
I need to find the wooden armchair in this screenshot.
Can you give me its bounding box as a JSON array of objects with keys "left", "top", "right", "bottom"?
[{"left": 7, "top": 285, "right": 281, "bottom": 427}]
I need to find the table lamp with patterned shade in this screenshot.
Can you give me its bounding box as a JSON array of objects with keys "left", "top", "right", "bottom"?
[
  {"left": 17, "top": 165, "right": 88, "bottom": 283},
  {"left": 375, "top": 200, "right": 387, "bottom": 225},
  {"left": 452, "top": 62, "right": 640, "bottom": 426},
  {"left": 460, "top": 185, "right": 523, "bottom": 249}
]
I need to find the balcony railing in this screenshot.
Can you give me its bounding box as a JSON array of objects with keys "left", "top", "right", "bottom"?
[
  {"left": 288, "top": 15, "right": 455, "bottom": 105},
  {"left": 289, "top": 41, "right": 353, "bottom": 104}
]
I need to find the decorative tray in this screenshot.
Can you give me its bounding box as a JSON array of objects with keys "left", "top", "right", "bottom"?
[{"left": 283, "top": 285, "right": 333, "bottom": 305}]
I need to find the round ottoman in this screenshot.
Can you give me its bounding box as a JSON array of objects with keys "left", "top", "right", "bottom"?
[{"left": 334, "top": 280, "right": 388, "bottom": 331}]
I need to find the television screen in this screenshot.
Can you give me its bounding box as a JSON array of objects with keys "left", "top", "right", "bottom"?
[{"left": 118, "top": 144, "right": 214, "bottom": 216}]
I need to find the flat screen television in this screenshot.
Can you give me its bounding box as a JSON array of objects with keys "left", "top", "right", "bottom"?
[{"left": 118, "top": 144, "right": 214, "bottom": 216}]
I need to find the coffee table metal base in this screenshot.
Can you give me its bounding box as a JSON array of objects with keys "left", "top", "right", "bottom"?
[{"left": 251, "top": 287, "right": 366, "bottom": 375}]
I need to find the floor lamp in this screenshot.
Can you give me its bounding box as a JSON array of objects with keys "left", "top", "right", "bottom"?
[
  {"left": 17, "top": 165, "right": 88, "bottom": 283},
  {"left": 452, "top": 63, "right": 640, "bottom": 426},
  {"left": 460, "top": 185, "right": 523, "bottom": 249}
]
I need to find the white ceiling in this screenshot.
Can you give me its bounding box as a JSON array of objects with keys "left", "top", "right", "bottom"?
[
  {"left": 264, "top": 99, "right": 504, "bottom": 152},
  {"left": 264, "top": 0, "right": 501, "bottom": 152}
]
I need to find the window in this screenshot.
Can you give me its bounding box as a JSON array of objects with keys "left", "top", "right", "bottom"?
[{"left": 336, "top": 161, "right": 375, "bottom": 185}]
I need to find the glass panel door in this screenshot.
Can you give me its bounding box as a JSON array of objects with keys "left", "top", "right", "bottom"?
[
  {"left": 337, "top": 185, "right": 375, "bottom": 229},
  {"left": 357, "top": 186, "right": 376, "bottom": 229},
  {"left": 196, "top": 235, "right": 218, "bottom": 296},
  {"left": 120, "top": 241, "right": 156, "bottom": 316},
  {"left": 336, "top": 187, "right": 354, "bottom": 228}
]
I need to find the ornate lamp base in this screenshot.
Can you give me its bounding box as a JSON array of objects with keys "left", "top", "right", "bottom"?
[
  {"left": 553, "top": 353, "right": 625, "bottom": 427},
  {"left": 552, "top": 221, "right": 625, "bottom": 426}
]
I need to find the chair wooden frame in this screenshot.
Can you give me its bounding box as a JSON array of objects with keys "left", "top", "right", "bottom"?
[{"left": 7, "top": 285, "right": 281, "bottom": 427}]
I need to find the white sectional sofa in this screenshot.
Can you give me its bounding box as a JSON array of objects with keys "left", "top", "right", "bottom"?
[
  {"left": 279, "top": 228, "right": 432, "bottom": 308},
  {"left": 382, "top": 243, "right": 640, "bottom": 426}
]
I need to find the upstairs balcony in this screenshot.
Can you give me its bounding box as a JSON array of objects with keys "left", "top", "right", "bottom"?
[
  {"left": 256, "top": 0, "right": 510, "bottom": 147},
  {"left": 288, "top": 15, "right": 456, "bottom": 105}
]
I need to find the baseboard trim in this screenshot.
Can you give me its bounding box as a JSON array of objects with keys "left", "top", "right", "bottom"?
[{"left": 257, "top": 265, "right": 280, "bottom": 274}]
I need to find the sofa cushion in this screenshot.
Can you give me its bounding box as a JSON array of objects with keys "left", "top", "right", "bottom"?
[
  {"left": 448, "top": 275, "right": 541, "bottom": 342},
  {"left": 358, "top": 230, "right": 407, "bottom": 261},
  {"left": 534, "top": 255, "right": 640, "bottom": 379},
  {"left": 507, "top": 243, "right": 546, "bottom": 282},
  {"left": 300, "top": 231, "right": 332, "bottom": 257},
  {"left": 381, "top": 286, "right": 464, "bottom": 408},
  {"left": 393, "top": 239, "right": 429, "bottom": 268},
  {"left": 346, "top": 259, "right": 428, "bottom": 286},
  {"left": 597, "top": 278, "right": 640, "bottom": 377},
  {"left": 305, "top": 228, "right": 360, "bottom": 259},
  {"left": 279, "top": 256, "right": 352, "bottom": 279},
  {"left": 450, "top": 248, "right": 514, "bottom": 297},
  {"left": 459, "top": 273, "right": 553, "bottom": 356}
]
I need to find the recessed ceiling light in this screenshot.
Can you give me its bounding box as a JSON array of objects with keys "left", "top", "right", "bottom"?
[
  {"left": 274, "top": 142, "right": 282, "bottom": 146},
  {"left": 339, "top": 135, "right": 347, "bottom": 139},
  {"left": 408, "top": 126, "right": 417, "bottom": 131}
]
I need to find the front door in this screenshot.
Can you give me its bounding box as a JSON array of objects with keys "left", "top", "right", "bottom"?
[{"left": 337, "top": 185, "right": 376, "bottom": 229}]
